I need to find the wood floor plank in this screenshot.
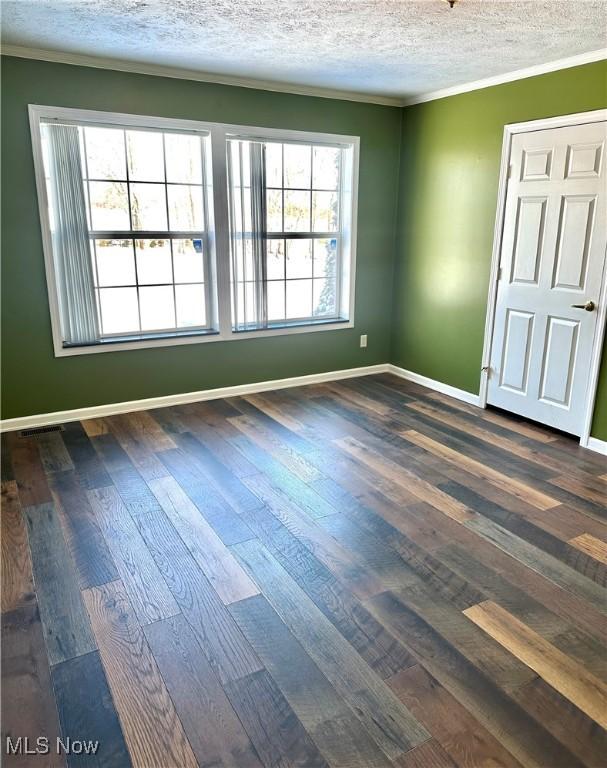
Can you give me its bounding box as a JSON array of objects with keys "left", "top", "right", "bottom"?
[
  {"left": 335, "top": 436, "right": 473, "bottom": 523},
  {"left": 11, "top": 435, "right": 52, "bottom": 507},
  {"left": 229, "top": 413, "right": 322, "bottom": 482},
  {"left": 36, "top": 431, "right": 74, "bottom": 474},
  {"left": 243, "top": 472, "right": 384, "bottom": 599},
  {"left": 52, "top": 650, "right": 132, "bottom": 768},
  {"left": 4, "top": 375, "right": 605, "bottom": 767},
  {"left": 62, "top": 423, "right": 112, "bottom": 491},
  {"left": 157, "top": 447, "right": 256, "bottom": 545},
  {"left": 464, "top": 516, "right": 607, "bottom": 612},
  {"left": 2, "top": 604, "right": 65, "bottom": 767},
  {"left": 105, "top": 414, "right": 169, "bottom": 481},
  {"left": 238, "top": 502, "right": 417, "bottom": 680},
  {"left": 92, "top": 434, "right": 166, "bottom": 518},
  {"left": 81, "top": 418, "right": 110, "bottom": 437},
  {"left": 463, "top": 600, "right": 607, "bottom": 728},
  {"left": 243, "top": 392, "right": 306, "bottom": 432},
  {"left": 426, "top": 391, "right": 558, "bottom": 443},
  {"left": 401, "top": 430, "right": 560, "bottom": 510},
  {"left": 1, "top": 480, "right": 35, "bottom": 612},
  {"left": 144, "top": 613, "right": 263, "bottom": 768},
  {"left": 395, "top": 739, "right": 458, "bottom": 768},
  {"left": 569, "top": 533, "right": 607, "bottom": 564},
  {"left": 223, "top": 427, "right": 339, "bottom": 519},
  {"left": 82, "top": 580, "right": 198, "bottom": 768},
  {"left": 50, "top": 470, "right": 118, "bottom": 589},
  {"left": 24, "top": 502, "right": 96, "bottom": 666},
  {"left": 87, "top": 486, "right": 180, "bottom": 625},
  {"left": 231, "top": 538, "right": 429, "bottom": 760},
  {"left": 148, "top": 475, "right": 259, "bottom": 605},
  {"left": 388, "top": 664, "right": 523, "bottom": 768},
  {"left": 439, "top": 478, "right": 607, "bottom": 586},
  {"left": 510, "top": 676, "right": 607, "bottom": 768},
  {"left": 392, "top": 582, "right": 536, "bottom": 693},
  {"left": 230, "top": 593, "right": 394, "bottom": 768},
  {"left": 128, "top": 498, "right": 264, "bottom": 685},
  {"left": 366, "top": 590, "right": 585, "bottom": 768},
  {"left": 223, "top": 669, "right": 329, "bottom": 768},
  {"left": 174, "top": 431, "right": 264, "bottom": 514}
]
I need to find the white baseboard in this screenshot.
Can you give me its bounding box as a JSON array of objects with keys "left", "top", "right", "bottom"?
[
  {"left": 386, "top": 364, "right": 482, "bottom": 407},
  {"left": 584, "top": 436, "right": 607, "bottom": 456},
  {"left": 0, "top": 364, "right": 390, "bottom": 433}
]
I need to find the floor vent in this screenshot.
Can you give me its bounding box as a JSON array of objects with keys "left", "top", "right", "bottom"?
[{"left": 19, "top": 424, "right": 64, "bottom": 438}]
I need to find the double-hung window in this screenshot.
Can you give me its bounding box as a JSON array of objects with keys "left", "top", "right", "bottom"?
[{"left": 30, "top": 106, "right": 358, "bottom": 355}]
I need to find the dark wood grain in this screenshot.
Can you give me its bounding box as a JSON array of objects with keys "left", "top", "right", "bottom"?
[
  {"left": 49, "top": 471, "right": 117, "bottom": 589},
  {"left": 2, "top": 373, "right": 605, "bottom": 767},
  {"left": 24, "top": 502, "right": 96, "bottom": 666},
  {"left": 144, "top": 613, "right": 263, "bottom": 768},
  {"left": 223, "top": 669, "right": 329, "bottom": 768},
  {"left": 82, "top": 580, "right": 197, "bottom": 768},
  {"left": 2, "top": 604, "right": 65, "bottom": 767},
  {"left": 52, "top": 651, "right": 131, "bottom": 768}
]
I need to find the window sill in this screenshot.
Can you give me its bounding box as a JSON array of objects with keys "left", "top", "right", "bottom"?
[{"left": 53, "top": 317, "right": 354, "bottom": 357}]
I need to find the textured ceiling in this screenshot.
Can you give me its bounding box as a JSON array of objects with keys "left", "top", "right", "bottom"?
[{"left": 2, "top": 0, "right": 606, "bottom": 100}]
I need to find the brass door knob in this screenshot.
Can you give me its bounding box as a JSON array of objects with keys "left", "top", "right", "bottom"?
[{"left": 571, "top": 300, "right": 596, "bottom": 312}]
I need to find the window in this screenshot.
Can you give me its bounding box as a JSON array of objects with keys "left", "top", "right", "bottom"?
[
  {"left": 227, "top": 138, "right": 353, "bottom": 330},
  {"left": 30, "top": 106, "right": 358, "bottom": 355}
]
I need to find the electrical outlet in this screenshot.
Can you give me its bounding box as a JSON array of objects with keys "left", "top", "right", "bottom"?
[{"left": 360, "top": 334, "right": 368, "bottom": 348}]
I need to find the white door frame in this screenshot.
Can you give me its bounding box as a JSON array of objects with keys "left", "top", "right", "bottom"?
[{"left": 479, "top": 108, "right": 607, "bottom": 449}]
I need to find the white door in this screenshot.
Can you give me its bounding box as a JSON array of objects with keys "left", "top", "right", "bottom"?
[{"left": 488, "top": 120, "right": 606, "bottom": 435}]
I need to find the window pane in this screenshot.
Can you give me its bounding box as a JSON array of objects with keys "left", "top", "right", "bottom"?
[
  {"left": 176, "top": 284, "right": 206, "bottom": 327},
  {"left": 126, "top": 130, "right": 164, "bottom": 182},
  {"left": 135, "top": 239, "right": 172, "bottom": 284},
  {"left": 85, "top": 127, "right": 126, "bottom": 180},
  {"left": 139, "top": 285, "right": 175, "bottom": 331},
  {"left": 312, "top": 191, "right": 338, "bottom": 232},
  {"left": 286, "top": 239, "right": 312, "bottom": 279},
  {"left": 313, "top": 238, "right": 338, "bottom": 279},
  {"left": 286, "top": 279, "right": 312, "bottom": 319},
  {"left": 267, "top": 240, "right": 285, "bottom": 280},
  {"left": 89, "top": 181, "right": 130, "bottom": 230},
  {"left": 284, "top": 190, "right": 310, "bottom": 232},
  {"left": 99, "top": 287, "right": 139, "bottom": 334},
  {"left": 267, "top": 281, "right": 285, "bottom": 321},
  {"left": 284, "top": 144, "right": 311, "bottom": 188},
  {"left": 165, "top": 133, "right": 202, "bottom": 184},
  {"left": 168, "top": 185, "right": 203, "bottom": 231},
  {"left": 130, "top": 183, "right": 168, "bottom": 230},
  {"left": 173, "top": 238, "right": 204, "bottom": 283},
  {"left": 266, "top": 189, "right": 282, "bottom": 232},
  {"left": 265, "top": 142, "right": 282, "bottom": 187},
  {"left": 95, "top": 239, "right": 135, "bottom": 287},
  {"left": 313, "top": 147, "right": 340, "bottom": 190},
  {"left": 313, "top": 278, "right": 337, "bottom": 316}
]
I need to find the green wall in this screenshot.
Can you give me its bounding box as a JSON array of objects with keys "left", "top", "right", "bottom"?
[
  {"left": 393, "top": 60, "right": 607, "bottom": 441},
  {"left": 2, "top": 55, "right": 607, "bottom": 442},
  {"left": 0, "top": 56, "right": 401, "bottom": 419}
]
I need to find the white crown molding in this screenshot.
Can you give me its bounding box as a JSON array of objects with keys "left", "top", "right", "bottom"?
[
  {"left": 0, "top": 45, "right": 403, "bottom": 107},
  {"left": 0, "top": 364, "right": 391, "bottom": 433},
  {"left": 402, "top": 48, "right": 607, "bottom": 106},
  {"left": 2, "top": 44, "right": 605, "bottom": 108},
  {"left": 386, "top": 364, "right": 481, "bottom": 407}
]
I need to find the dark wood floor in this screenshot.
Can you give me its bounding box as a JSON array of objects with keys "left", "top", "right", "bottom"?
[{"left": 2, "top": 373, "right": 606, "bottom": 768}]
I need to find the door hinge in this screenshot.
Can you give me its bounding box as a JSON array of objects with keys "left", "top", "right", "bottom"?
[
  {"left": 482, "top": 365, "right": 491, "bottom": 378},
  {"left": 507, "top": 164, "right": 513, "bottom": 179}
]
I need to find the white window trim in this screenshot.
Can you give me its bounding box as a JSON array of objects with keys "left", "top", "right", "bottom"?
[{"left": 29, "top": 104, "right": 359, "bottom": 357}]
